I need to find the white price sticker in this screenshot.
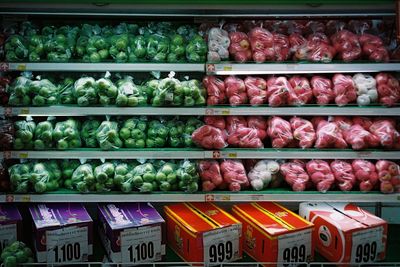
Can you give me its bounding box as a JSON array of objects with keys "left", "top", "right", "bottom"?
[
  {"left": 203, "top": 225, "right": 241, "bottom": 265},
  {"left": 121, "top": 225, "right": 162, "bottom": 264},
  {"left": 351, "top": 226, "right": 384, "bottom": 263},
  {"left": 0, "top": 224, "right": 17, "bottom": 254},
  {"left": 277, "top": 229, "right": 312, "bottom": 267},
  {"left": 46, "top": 226, "right": 88, "bottom": 263}
]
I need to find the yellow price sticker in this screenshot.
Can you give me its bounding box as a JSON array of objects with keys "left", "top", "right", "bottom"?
[
  {"left": 20, "top": 108, "right": 29, "bottom": 115},
  {"left": 19, "top": 153, "right": 28, "bottom": 159},
  {"left": 227, "top": 153, "right": 237, "bottom": 158},
  {"left": 21, "top": 195, "right": 31, "bottom": 202},
  {"left": 221, "top": 110, "right": 230, "bottom": 115},
  {"left": 17, "top": 64, "right": 26, "bottom": 71},
  {"left": 223, "top": 66, "right": 232, "bottom": 71}
]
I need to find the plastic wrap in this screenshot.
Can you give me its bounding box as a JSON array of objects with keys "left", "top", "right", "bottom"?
[
  {"left": 203, "top": 76, "right": 226, "bottom": 105},
  {"left": 332, "top": 74, "right": 357, "bottom": 106},
  {"left": 352, "top": 73, "right": 378, "bottom": 106},
  {"left": 74, "top": 77, "right": 98, "bottom": 106},
  {"left": 369, "top": 119, "right": 400, "bottom": 149},
  {"left": 244, "top": 76, "right": 267, "bottom": 106},
  {"left": 81, "top": 118, "right": 100, "bottom": 148},
  {"left": 207, "top": 27, "right": 230, "bottom": 62},
  {"left": 342, "top": 124, "right": 380, "bottom": 150},
  {"left": 290, "top": 117, "right": 316, "bottom": 148},
  {"left": 280, "top": 160, "right": 309, "bottom": 191},
  {"left": 248, "top": 27, "right": 290, "bottom": 62},
  {"left": 227, "top": 125, "right": 264, "bottom": 148},
  {"left": 288, "top": 76, "right": 313, "bottom": 106},
  {"left": 7, "top": 75, "right": 32, "bottom": 106},
  {"left": 5, "top": 35, "right": 28, "bottom": 61},
  {"left": 33, "top": 119, "right": 54, "bottom": 150},
  {"left": 0, "top": 119, "right": 14, "bottom": 151},
  {"left": 93, "top": 162, "right": 115, "bottom": 192},
  {"left": 181, "top": 79, "right": 206, "bottom": 107},
  {"left": 176, "top": 160, "right": 199, "bottom": 193},
  {"left": 71, "top": 163, "right": 96, "bottom": 193},
  {"left": 96, "top": 76, "right": 118, "bottom": 106},
  {"left": 152, "top": 72, "right": 187, "bottom": 106},
  {"left": 204, "top": 116, "right": 226, "bottom": 130},
  {"left": 267, "top": 116, "right": 294, "bottom": 148},
  {"left": 294, "top": 33, "right": 336, "bottom": 62},
  {"left": 182, "top": 118, "right": 204, "bottom": 147},
  {"left": 53, "top": 118, "right": 82, "bottom": 150},
  {"left": 146, "top": 119, "right": 168, "bottom": 148},
  {"left": 306, "top": 160, "right": 335, "bottom": 193},
  {"left": 247, "top": 160, "right": 280, "bottom": 190},
  {"left": 156, "top": 162, "right": 178, "bottom": 192},
  {"left": 30, "top": 78, "right": 59, "bottom": 106},
  {"left": 228, "top": 31, "right": 252, "bottom": 62},
  {"left": 314, "top": 119, "right": 347, "bottom": 149},
  {"left": 199, "top": 160, "right": 223, "bottom": 191},
  {"left": 59, "top": 77, "right": 76, "bottom": 104},
  {"left": 31, "top": 161, "right": 62, "bottom": 193},
  {"left": 185, "top": 34, "right": 207, "bottom": 63},
  {"left": 122, "top": 162, "right": 157, "bottom": 193},
  {"left": 96, "top": 119, "right": 123, "bottom": 150},
  {"left": 330, "top": 160, "right": 356, "bottom": 191},
  {"left": 247, "top": 116, "right": 268, "bottom": 140},
  {"left": 266, "top": 76, "right": 291, "bottom": 106},
  {"left": 331, "top": 30, "right": 361, "bottom": 62},
  {"left": 352, "top": 159, "right": 379, "bottom": 192},
  {"left": 119, "top": 117, "right": 147, "bottom": 148},
  {"left": 191, "top": 125, "right": 227, "bottom": 149},
  {"left": 224, "top": 76, "right": 247, "bottom": 106},
  {"left": 220, "top": 159, "right": 249, "bottom": 192},
  {"left": 226, "top": 116, "right": 247, "bottom": 134},
  {"left": 168, "top": 33, "right": 187, "bottom": 63},
  {"left": 13, "top": 119, "right": 36, "bottom": 150},
  {"left": 375, "top": 73, "right": 400, "bottom": 107},
  {"left": 359, "top": 33, "right": 389, "bottom": 62},
  {"left": 61, "top": 159, "right": 81, "bottom": 189},
  {"left": 129, "top": 35, "right": 147, "bottom": 62},
  {"left": 375, "top": 160, "right": 400, "bottom": 194},
  {"left": 9, "top": 163, "right": 30, "bottom": 193},
  {"left": 109, "top": 34, "right": 129, "bottom": 63},
  {"left": 0, "top": 77, "right": 10, "bottom": 105},
  {"left": 311, "top": 75, "right": 335, "bottom": 105}
]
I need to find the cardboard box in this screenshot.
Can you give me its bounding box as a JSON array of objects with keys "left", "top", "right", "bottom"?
[
  {"left": 0, "top": 204, "right": 22, "bottom": 253},
  {"left": 98, "top": 203, "right": 166, "bottom": 264},
  {"left": 29, "top": 203, "right": 93, "bottom": 263},
  {"left": 299, "top": 202, "right": 387, "bottom": 264},
  {"left": 232, "top": 202, "right": 314, "bottom": 267},
  {"left": 164, "top": 202, "right": 242, "bottom": 265}
]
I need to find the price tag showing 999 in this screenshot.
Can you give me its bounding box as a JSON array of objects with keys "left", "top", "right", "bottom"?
[
  {"left": 277, "top": 229, "right": 312, "bottom": 267},
  {"left": 46, "top": 226, "right": 88, "bottom": 263},
  {"left": 351, "top": 226, "right": 384, "bottom": 264},
  {"left": 203, "top": 225, "right": 241, "bottom": 266}
]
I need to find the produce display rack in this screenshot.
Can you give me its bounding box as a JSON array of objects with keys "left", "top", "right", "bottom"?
[{"left": 1, "top": 1, "right": 400, "bottom": 266}]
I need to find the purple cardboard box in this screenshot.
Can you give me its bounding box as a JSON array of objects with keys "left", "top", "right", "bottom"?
[
  {"left": 29, "top": 203, "right": 93, "bottom": 263},
  {"left": 98, "top": 203, "right": 166, "bottom": 264},
  {"left": 0, "top": 204, "right": 22, "bottom": 253}
]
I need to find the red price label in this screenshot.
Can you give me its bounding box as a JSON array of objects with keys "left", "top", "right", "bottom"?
[{"left": 0, "top": 62, "right": 9, "bottom": 71}]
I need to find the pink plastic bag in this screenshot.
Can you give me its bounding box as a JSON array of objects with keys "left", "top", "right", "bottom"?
[
  {"left": 290, "top": 117, "right": 316, "bottom": 148},
  {"left": 249, "top": 27, "right": 290, "bottom": 62},
  {"left": 311, "top": 75, "right": 334, "bottom": 105},
  {"left": 330, "top": 160, "right": 356, "bottom": 191},
  {"left": 220, "top": 159, "right": 249, "bottom": 191},
  {"left": 288, "top": 76, "right": 313, "bottom": 106},
  {"left": 331, "top": 30, "right": 362, "bottom": 62},
  {"left": 204, "top": 116, "right": 226, "bottom": 130},
  {"left": 244, "top": 76, "right": 267, "bottom": 106},
  {"left": 224, "top": 76, "right": 248, "bottom": 106},
  {"left": 203, "top": 76, "right": 226, "bottom": 105},
  {"left": 359, "top": 33, "right": 389, "bottom": 62},
  {"left": 332, "top": 74, "right": 357, "bottom": 106},
  {"left": 227, "top": 125, "right": 264, "bottom": 148},
  {"left": 226, "top": 116, "right": 247, "bottom": 134},
  {"left": 375, "top": 73, "right": 400, "bottom": 107},
  {"left": 199, "top": 160, "right": 223, "bottom": 191},
  {"left": 266, "top": 76, "right": 291, "bottom": 106},
  {"left": 314, "top": 119, "right": 348, "bottom": 149},
  {"left": 376, "top": 160, "right": 400, "bottom": 194},
  {"left": 369, "top": 119, "right": 400, "bottom": 148},
  {"left": 295, "top": 33, "right": 336, "bottom": 62},
  {"left": 352, "top": 159, "right": 379, "bottom": 192},
  {"left": 306, "top": 160, "right": 335, "bottom": 193},
  {"left": 281, "top": 160, "right": 310, "bottom": 191},
  {"left": 247, "top": 116, "right": 268, "bottom": 140},
  {"left": 267, "top": 116, "right": 294, "bottom": 148},
  {"left": 191, "top": 125, "right": 227, "bottom": 149},
  {"left": 228, "top": 31, "right": 252, "bottom": 63}
]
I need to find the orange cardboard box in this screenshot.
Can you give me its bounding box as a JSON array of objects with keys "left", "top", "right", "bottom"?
[
  {"left": 299, "top": 202, "right": 387, "bottom": 264},
  {"left": 164, "top": 202, "right": 242, "bottom": 265},
  {"left": 232, "top": 202, "right": 314, "bottom": 267}
]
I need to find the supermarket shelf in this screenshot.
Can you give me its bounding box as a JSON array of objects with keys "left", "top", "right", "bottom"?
[
  {"left": 206, "top": 62, "right": 400, "bottom": 75},
  {"left": 2, "top": 106, "right": 400, "bottom": 117},
  {"left": 1, "top": 190, "right": 399, "bottom": 203},
  {"left": 1, "top": 62, "right": 205, "bottom": 72},
  {"left": 2, "top": 149, "right": 400, "bottom": 160}
]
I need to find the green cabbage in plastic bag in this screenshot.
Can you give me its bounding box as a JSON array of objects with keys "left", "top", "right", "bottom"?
[
  {"left": 13, "top": 120, "right": 36, "bottom": 150},
  {"left": 81, "top": 117, "right": 100, "bottom": 148},
  {"left": 74, "top": 77, "right": 98, "bottom": 106},
  {"left": 52, "top": 118, "right": 81, "bottom": 150},
  {"left": 119, "top": 117, "right": 147, "bottom": 148},
  {"left": 115, "top": 76, "right": 147, "bottom": 107},
  {"left": 33, "top": 120, "right": 54, "bottom": 150},
  {"left": 96, "top": 120, "right": 122, "bottom": 150}
]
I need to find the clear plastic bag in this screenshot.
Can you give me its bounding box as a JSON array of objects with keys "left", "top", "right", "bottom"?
[
  {"left": 122, "top": 162, "right": 157, "bottom": 193},
  {"left": 182, "top": 117, "right": 204, "bottom": 147},
  {"left": 96, "top": 74, "right": 118, "bottom": 106},
  {"left": 59, "top": 77, "right": 76, "bottom": 105},
  {"left": 306, "top": 160, "right": 335, "bottom": 193},
  {"left": 352, "top": 73, "right": 378, "bottom": 106},
  {"left": 290, "top": 117, "right": 316, "bottom": 149},
  {"left": 288, "top": 76, "right": 313, "bottom": 106},
  {"left": 33, "top": 119, "right": 54, "bottom": 150},
  {"left": 31, "top": 161, "right": 61, "bottom": 193},
  {"left": 109, "top": 34, "right": 129, "bottom": 63},
  {"left": 266, "top": 77, "right": 291, "bottom": 107},
  {"left": 207, "top": 27, "right": 230, "bottom": 62},
  {"left": 61, "top": 159, "right": 81, "bottom": 189},
  {"left": 203, "top": 76, "right": 226, "bottom": 105},
  {"left": 375, "top": 73, "right": 400, "bottom": 107},
  {"left": 96, "top": 119, "right": 123, "bottom": 150},
  {"left": 267, "top": 116, "right": 294, "bottom": 148},
  {"left": 332, "top": 74, "right": 357, "bottom": 106},
  {"left": 330, "top": 30, "right": 362, "bottom": 62},
  {"left": 313, "top": 119, "right": 347, "bottom": 149},
  {"left": 224, "top": 76, "right": 247, "bottom": 106},
  {"left": 74, "top": 77, "right": 98, "bottom": 106},
  {"left": 191, "top": 125, "right": 227, "bottom": 149},
  {"left": 247, "top": 116, "right": 267, "bottom": 140},
  {"left": 146, "top": 119, "right": 168, "bottom": 148},
  {"left": 146, "top": 34, "right": 170, "bottom": 62},
  {"left": 227, "top": 125, "right": 264, "bottom": 148},
  {"left": 93, "top": 162, "right": 115, "bottom": 192},
  {"left": 342, "top": 124, "right": 380, "bottom": 150},
  {"left": 311, "top": 75, "right": 334, "bottom": 105},
  {"left": 9, "top": 163, "right": 31, "bottom": 193},
  {"left": 280, "top": 160, "right": 309, "bottom": 191},
  {"left": 199, "top": 160, "right": 223, "bottom": 191},
  {"left": 71, "top": 163, "right": 95, "bottom": 193},
  {"left": 294, "top": 33, "right": 336, "bottom": 62},
  {"left": 81, "top": 118, "right": 100, "bottom": 148},
  {"left": 247, "top": 160, "right": 280, "bottom": 190},
  {"left": 352, "top": 159, "right": 378, "bottom": 192},
  {"left": 7, "top": 75, "right": 32, "bottom": 106},
  {"left": 177, "top": 160, "right": 199, "bottom": 193},
  {"left": 369, "top": 119, "right": 400, "bottom": 149},
  {"left": 228, "top": 30, "right": 252, "bottom": 63},
  {"left": 119, "top": 117, "right": 147, "bottom": 148},
  {"left": 52, "top": 118, "right": 82, "bottom": 150},
  {"left": 5, "top": 35, "right": 28, "bottom": 61},
  {"left": 204, "top": 116, "right": 226, "bottom": 130},
  {"left": 156, "top": 161, "right": 178, "bottom": 192},
  {"left": 226, "top": 116, "right": 247, "bottom": 134},
  {"left": 330, "top": 160, "right": 356, "bottom": 191},
  {"left": 168, "top": 33, "right": 187, "bottom": 63},
  {"left": 359, "top": 33, "right": 389, "bottom": 62},
  {"left": 244, "top": 76, "right": 267, "bottom": 106},
  {"left": 180, "top": 79, "right": 206, "bottom": 107},
  {"left": 13, "top": 119, "right": 36, "bottom": 150},
  {"left": 30, "top": 78, "right": 59, "bottom": 106},
  {"left": 376, "top": 160, "right": 400, "bottom": 194},
  {"left": 116, "top": 75, "right": 147, "bottom": 107},
  {"left": 220, "top": 159, "right": 249, "bottom": 192},
  {"left": 152, "top": 72, "right": 183, "bottom": 106},
  {"left": 185, "top": 34, "right": 207, "bottom": 63}
]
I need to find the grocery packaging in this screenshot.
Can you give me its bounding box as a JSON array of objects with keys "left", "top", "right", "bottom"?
[
  {"left": 29, "top": 203, "right": 93, "bottom": 263},
  {"left": 280, "top": 160, "right": 310, "bottom": 191},
  {"left": 0, "top": 205, "right": 22, "bottom": 254},
  {"left": 98, "top": 203, "right": 166, "bottom": 264},
  {"left": 232, "top": 202, "right": 314, "bottom": 267},
  {"left": 376, "top": 160, "right": 400, "bottom": 194},
  {"left": 164, "top": 202, "right": 242, "bottom": 264},
  {"left": 299, "top": 202, "right": 387, "bottom": 265}
]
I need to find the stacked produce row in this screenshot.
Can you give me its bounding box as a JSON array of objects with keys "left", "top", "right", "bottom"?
[
  {"left": 0, "top": 201, "right": 392, "bottom": 266},
  {"left": 4, "top": 22, "right": 207, "bottom": 62},
  {"left": 206, "top": 19, "right": 394, "bottom": 62},
  {"left": 1, "top": 158, "right": 399, "bottom": 194}
]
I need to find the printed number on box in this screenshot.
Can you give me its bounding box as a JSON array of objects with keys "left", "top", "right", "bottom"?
[
  {"left": 203, "top": 225, "right": 241, "bottom": 264},
  {"left": 46, "top": 226, "right": 88, "bottom": 263},
  {"left": 351, "top": 227, "right": 384, "bottom": 263},
  {"left": 277, "top": 229, "right": 312, "bottom": 267},
  {"left": 121, "top": 225, "right": 162, "bottom": 264}
]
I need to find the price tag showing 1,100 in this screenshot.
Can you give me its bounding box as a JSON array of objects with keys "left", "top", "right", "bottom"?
[
  {"left": 277, "top": 229, "right": 312, "bottom": 267},
  {"left": 121, "top": 225, "right": 162, "bottom": 264},
  {"left": 203, "top": 225, "right": 241, "bottom": 265},
  {"left": 46, "top": 226, "right": 88, "bottom": 263},
  {"left": 0, "top": 224, "right": 17, "bottom": 254},
  {"left": 351, "top": 226, "right": 384, "bottom": 263}
]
